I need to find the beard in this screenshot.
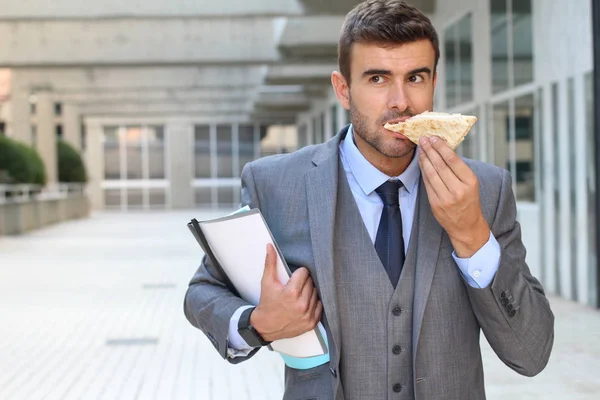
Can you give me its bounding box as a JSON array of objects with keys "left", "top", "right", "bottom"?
[{"left": 349, "top": 95, "right": 417, "bottom": 159}]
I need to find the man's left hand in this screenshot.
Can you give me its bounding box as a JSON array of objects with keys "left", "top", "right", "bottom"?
[{"left": 417, "top": 136, "right": 490, "bottom": 258}]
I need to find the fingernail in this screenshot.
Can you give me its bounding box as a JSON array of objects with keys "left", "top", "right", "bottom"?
[
  {"left": 419, "top": 137, "right": 428, "bottom": 145},
  {"left": 430, "top": 136, "right": 438, "bottom": 143}
]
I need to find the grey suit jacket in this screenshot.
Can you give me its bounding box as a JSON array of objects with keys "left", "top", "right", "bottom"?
[{"left": 184, "top": 126, "right": 554, "bottom": 400}]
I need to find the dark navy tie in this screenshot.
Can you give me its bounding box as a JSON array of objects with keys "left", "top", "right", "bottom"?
[{"left": 374, "top": 180, "right": 405, "bottom": 288}]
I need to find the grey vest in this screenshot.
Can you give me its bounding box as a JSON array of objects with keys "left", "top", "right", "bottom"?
[{"left": 334, "top": 167, "right": 420, "bottom": 400}]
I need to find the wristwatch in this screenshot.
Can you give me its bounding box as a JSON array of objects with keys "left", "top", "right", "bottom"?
[{"left": 237, "top": 307, "right": 271, "bottom": 347}]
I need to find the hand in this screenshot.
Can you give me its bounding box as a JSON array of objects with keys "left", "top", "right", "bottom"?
[
  {"left": 250, "top": 244, "right": 323, "bottom": 342},
  {"left": 417, "top": 136, "right": 490, "bottom": 258}
]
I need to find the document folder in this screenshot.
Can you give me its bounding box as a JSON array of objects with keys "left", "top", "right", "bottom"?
[{"left": 187, "top": 208, "right": 328, "bottom": 360}]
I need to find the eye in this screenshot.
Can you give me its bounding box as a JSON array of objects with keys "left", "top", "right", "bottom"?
[
  {"left": 408, "top": 75, "right": 425, "bottom": 83},
  {"left": 370, "top": 75, "right": 384, "bottom": 84}
]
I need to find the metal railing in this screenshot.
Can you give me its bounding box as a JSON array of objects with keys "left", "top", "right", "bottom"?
[{"left": 0, "top": 184, "right": 87, "bottom": 205}]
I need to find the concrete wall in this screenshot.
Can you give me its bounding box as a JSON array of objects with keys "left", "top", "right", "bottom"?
[{"left": 0, "top": 195, "right": 90, "bottom": 236}]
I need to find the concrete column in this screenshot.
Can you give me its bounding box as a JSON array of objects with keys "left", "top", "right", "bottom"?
[
  {"left": 84, "top": 121, "right": 104, "bottom": 210},
  {"left": 63, "top": 103, "right": 81, "bottom": 150},
  {"left": 8, "top": 92, "right": 32, "bottom": 145},
  {"left": 166, "top": 121, "right": 193, "bottom": 209},
  {"left": 35, "top": 93, "right": 57, "bottom": 184}
]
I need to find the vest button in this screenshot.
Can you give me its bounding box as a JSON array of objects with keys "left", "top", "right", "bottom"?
[
  {"left": 393, "top": 383, "right": 402, "bottom": 393},
  {"left": 392, "top": 345, "right": 402, "bottom": 355},
  {"left": 392, "top": 306, "right": 402, "bottom": 316}
]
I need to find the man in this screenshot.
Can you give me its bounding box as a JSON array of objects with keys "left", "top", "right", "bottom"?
[{"left": 184, "top": 1, "right": 554, "bottom": 399}]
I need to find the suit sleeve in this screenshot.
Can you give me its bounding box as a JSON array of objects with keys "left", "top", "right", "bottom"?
[
  {"left": 183, "top": 162, "right": 262, "bottom": 364},
  {"left": 464, "top": 169, "right": 554, "bottom": 377}
]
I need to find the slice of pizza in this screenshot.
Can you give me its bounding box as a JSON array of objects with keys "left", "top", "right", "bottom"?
[{"left": 383, "top": 111, "right": 477, "bottom": 150}]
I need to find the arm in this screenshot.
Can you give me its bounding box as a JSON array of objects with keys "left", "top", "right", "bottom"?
[
  {"left": 418, "top": 136, "right": 554, "bottom": 377},
  {"left": 463, "top": 169, "right": 554, "bottom": 377},
  {"left": 183, "top": 162, "right": 262, "bottom": 364}
]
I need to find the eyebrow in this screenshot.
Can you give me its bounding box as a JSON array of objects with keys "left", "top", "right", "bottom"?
[
  {"left": 361, "top": 67, "right": 433, "bottom": 78},
  {"left": 362, "top": 68, "right": 392, "bottom": 77},
  {"left": 408, "top": 67, "right": 432, "bottom": 77}
]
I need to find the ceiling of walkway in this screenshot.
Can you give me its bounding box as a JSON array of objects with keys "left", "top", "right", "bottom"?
[{"left": 0, "top": 0, "right": 436, "bottom": 124}]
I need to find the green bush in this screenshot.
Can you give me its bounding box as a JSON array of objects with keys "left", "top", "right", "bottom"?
[
  {"left": 0, "top": 136, "right": 46, "bottom": 185},
  {"left": 57, "top": 139, "right": 87, "bottom": 183}
]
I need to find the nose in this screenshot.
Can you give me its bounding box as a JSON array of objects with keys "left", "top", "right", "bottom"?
[{"left": 387, "top": 82, "right": 409, "bottom": 113}]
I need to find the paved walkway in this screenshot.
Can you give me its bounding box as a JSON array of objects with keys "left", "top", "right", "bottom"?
[{"left": 0, "top": 211, "right": 599, "bottom": 400}]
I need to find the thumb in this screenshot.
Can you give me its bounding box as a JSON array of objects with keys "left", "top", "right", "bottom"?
[{"left": 262, "top": 243, "right": 279, "bottom": 284}]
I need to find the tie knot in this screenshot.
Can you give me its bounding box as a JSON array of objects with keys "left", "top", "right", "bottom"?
[{"left": 375, "top": 180, "right": 402, "bottom": 206}]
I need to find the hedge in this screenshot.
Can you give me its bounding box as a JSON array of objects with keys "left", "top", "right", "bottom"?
[
  {"left": 0, "top": 136, "right": 46, "bottom": 185},
  {"left": 57, "top": 139, "right": 87, "bottom": 183}
]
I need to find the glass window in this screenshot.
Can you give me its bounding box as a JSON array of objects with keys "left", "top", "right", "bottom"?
[
  {"left": 218, "top": 187, "right": 235, "bottom": 208},
  {"left": 127, "top": 188, "right": 144, "bottom": 209},
  {"left": 238, "top": 124, "right": 255, "bottom": 175},
  {"left": 492, "top": 101, "right": 510, "bottom": 171},
  {"left": 458, "top": 14, "right": 473, "bottom": 104},
  {"left": 216, "top": 125, "right": 233, "bottom": 178},
  {"left": 147, "top": 125, "right": 165, "bottom": 180},
  {"left": 460, "top": 108, "right": 479, "bottom": 159},
  {"left": 297, "top": 123, "right": 308, "bottom": 149},
  {"left": 444, "top": 24, "right": 458, "bottom": 108},
  {"left": 552, "top": 82, "right": 562, "bottom": 294},
  {"left": 55, "top": 124, "right": 63, "bottom": 139},
  {"left": 514, "top": 94, "right": 535, "bottom": 201},
  {"left": 331, "top": 105, "right": 338, "bottom": 135},
  {"left": 31, "top": 125, "right": 37, "bottom": 148},
  {"left": 512, "top": 0, "right": 534, "bottom": 86},
  {"left": 148, "top": 188, "right": 166, "bottom": 209},
  {"left": 585, "top": 71, "right": 596, "bottom": 304},
  {"left": 104, "top": 189, "right": 121, "bottom": 208},
  {"left": 195, "top": 187, "right": 212, "bottom": 207},
  {"left": 103, "top": 126, "right": 120, "bottom": 180},
  {"left": 491, "top": 0, "right": 509, "bottom": 93},
  {"left": 194, "top": 125, "right": 211, "bottom": 178},
  {"left": 54, "top": 102, "right": 62, "bottom": 116},
  {"left": 125, "top": 127, "right": 143, "bottom": 180}
]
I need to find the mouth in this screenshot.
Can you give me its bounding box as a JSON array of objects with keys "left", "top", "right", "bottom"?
[{"left": 383, "top": 116, "right": 412, "bottom": 126}]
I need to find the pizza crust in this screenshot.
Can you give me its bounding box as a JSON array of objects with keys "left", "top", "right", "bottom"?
[{"left": 383, "top": 111, "right": 477, "bottom": 150}]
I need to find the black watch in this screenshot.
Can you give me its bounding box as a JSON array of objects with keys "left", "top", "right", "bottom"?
[{"left": 237, "top": 307, "right": 271, "bottom": 347}]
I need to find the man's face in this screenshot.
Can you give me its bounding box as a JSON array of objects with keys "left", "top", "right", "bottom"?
[{"left": 338, "top": 40, "right": 437, "bottom": 160}]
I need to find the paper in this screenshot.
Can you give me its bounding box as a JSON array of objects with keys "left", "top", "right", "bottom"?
[{"left": 193, "top": 208, "right": 328, "bottom": 359}]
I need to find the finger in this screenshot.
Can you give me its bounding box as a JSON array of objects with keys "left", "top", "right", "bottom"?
[
  {"left": 314, "top": 301, "right": 323, "bottom": 323},
  {"left": 427, "top": 136, "right": 474, "bottom": 183},
  {"left": 262, "top": 243, "right": 279, "bottom": 284},
  {"left": 287, "top": 266, "right": 310, "bottom": 296},
  {"left": 418, "top": 137, "right": 461, "bottom": 189},
  {"left": 418, "top": 146, "right": 446, "bottom": 201},
  {"left": 300, "top": 275, "right": 314, "bottom": 308},
  {"left": 308, "top": 287, "right": 319, "bottom": 313}
]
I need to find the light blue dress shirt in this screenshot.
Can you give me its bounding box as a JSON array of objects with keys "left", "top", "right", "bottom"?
[{"left": 227, "top": 125, "right": 501, "bottom": 360}]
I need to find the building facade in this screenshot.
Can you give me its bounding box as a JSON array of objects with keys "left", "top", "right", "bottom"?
[{"left": 0, "top": 0, "right": 596, "bottom": 306}]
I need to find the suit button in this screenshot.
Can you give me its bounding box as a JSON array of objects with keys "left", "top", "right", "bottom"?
[
  {"left": 501, "top": 291, "right": 507, "bottom": 299},
  {"left": 509, "top": 309, "right": 516, "bottom": 317},
  {"left": 329, "top": 367, "right": 337, "bottom": 378},
  {"left": 393, "top": 383, "right": 402, "bottom": 393},
  {"left": 506, "top": 304, "right": 514, "bottom": 312},
  {"left": 392, "top": 306, "right": 402, "bottom": 316},
  {"left": 392, "top": 345, "right": 402, "bottom": 355},
  {"left": 501, "top": 297, "right": 509, "bottom": 306}
]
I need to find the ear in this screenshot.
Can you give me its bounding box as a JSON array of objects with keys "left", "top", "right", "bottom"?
[
  {"left": 331, "top": 71, "right": 350, "bottom": 110},
  {"left": 432, "top": 71, "right": 438, "bottom": 89}
]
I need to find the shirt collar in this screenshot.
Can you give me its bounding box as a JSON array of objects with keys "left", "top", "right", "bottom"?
[{"left": 341, "top": 124, "right": 421, "bottom": 196}]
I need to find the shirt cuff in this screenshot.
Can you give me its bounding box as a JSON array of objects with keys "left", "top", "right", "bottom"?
[
  {"left": 226, "top": 305, "right": 256, "bottom": 358},
  {"left": 452, "top": 231, "right": 501, "bottom": 289}
]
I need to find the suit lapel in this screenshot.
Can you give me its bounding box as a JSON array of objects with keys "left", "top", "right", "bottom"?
[
  {"left": 305, "top": 128, "right": 348, "bottom": 362},
  {"left": 412, "top": 178, "right": 444, "bottom": 361}
]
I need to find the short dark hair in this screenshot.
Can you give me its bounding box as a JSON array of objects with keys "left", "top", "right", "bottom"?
[{"left": 338, "top": 0, "right": 440, "bottom": 84}]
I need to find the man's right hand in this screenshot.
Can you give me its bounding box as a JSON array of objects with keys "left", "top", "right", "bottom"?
[{"left": 250, "top": 244, "right": 323, "bottom": 343}]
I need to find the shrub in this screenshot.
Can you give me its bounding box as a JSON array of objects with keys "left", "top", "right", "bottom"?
[
  {"left": 57, "top": 139, "right": 87, "bottom": 183},
  {"left": 0, "top": 136, "right": 46, "bottom": 185}
]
